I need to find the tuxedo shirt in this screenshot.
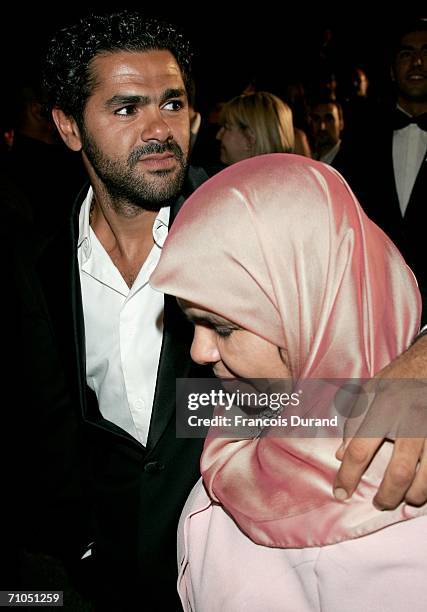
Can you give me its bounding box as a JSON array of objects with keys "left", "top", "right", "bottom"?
[{"left": 393, "top": 115, "right": 427, "bottom": 215}]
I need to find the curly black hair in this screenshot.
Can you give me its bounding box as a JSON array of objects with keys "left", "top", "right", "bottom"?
[{"left": 42, "top": 11, "right": 193, "bottom": 127}]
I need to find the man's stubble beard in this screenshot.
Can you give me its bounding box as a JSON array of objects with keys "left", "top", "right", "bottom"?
[
  {"left": 81, "top": 125, "right": 189, "bottom": 214},
  {"left": 398, "top": 86, "right": 427, "bottom": 104},
  {"left": 316, "top": 130, "right": 336, "bottom": 145}
]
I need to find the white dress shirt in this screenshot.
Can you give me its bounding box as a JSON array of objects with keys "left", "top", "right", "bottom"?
[
  {"left": 77, "top": 187, "right": 169, "bottom": 446},
  {"left": 393, "top": 106, "right": 427, "bottom": 216}
]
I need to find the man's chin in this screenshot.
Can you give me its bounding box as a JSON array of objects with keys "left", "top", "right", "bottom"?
[
  {"left": 146, "top": 167, "right": 177, "bottom": 178},
  {"left": 134, "top": 168, "right": 187, "bottom": 205},
  {"left": 400, "top": 85, "right": 427, "bottom": 101}
]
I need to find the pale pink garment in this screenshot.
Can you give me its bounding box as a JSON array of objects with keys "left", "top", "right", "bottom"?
[
  {"left": 177, "top": 482, "right": 427, "bottom": 612},
  {"left": 151, "top": 155, "right": 427, "bottom": 610}
]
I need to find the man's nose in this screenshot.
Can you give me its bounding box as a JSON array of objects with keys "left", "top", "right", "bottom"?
[
  {"left": 140, "top": 108, "right": 172, "bottom": 142},
  {"left": 411, "top": 50, "right": 425, "bottom": 67},
  {"left": 190, "top": 326, "right": 220, "bottom": 365}
]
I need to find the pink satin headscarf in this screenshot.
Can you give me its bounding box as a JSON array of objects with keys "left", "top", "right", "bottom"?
[{"left": 151, "top": 154, "right": 425, "bottom": 547}]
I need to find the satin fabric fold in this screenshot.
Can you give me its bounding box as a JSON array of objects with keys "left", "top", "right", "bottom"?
[{"left": 151, "top": 154, "right": 424, "bottom": 548}]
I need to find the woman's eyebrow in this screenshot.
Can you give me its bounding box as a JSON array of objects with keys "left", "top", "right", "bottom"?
[
  {"left": 185, "top": 313, "right": 216, "bottom": 324},
  {"left": 185, "top": 312, "right": 231, "bottom": 326}
]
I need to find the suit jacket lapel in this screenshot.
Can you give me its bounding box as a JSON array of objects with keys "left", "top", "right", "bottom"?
[
  {"left": 387, "top": 131, "right": 404, "bottom": 224},
  {"left": 146, "top": 294, "right": 196, "bottom": 450},
  {"left": 146, "top": 166, "right": 209, "bottom": 451},
  {"left": 404, "top": 147, "right": 427, "bottom": 224},
  {"left": 35, "top": 190, "right": 87, "bottom": 418},
  {"left": 36, "top": 203, "right": 148, "bottom": 445}
]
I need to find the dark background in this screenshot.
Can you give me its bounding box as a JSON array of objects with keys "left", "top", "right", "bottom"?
[{"left": 1, "top": 6, "right": 424, "bottom": 113}]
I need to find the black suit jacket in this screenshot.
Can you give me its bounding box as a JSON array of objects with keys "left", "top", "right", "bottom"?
[
  {"left": 6, "top": 167, "right": 210, "bottom": 610},
  {"left": 336, "top": 122, "right": 427, "bottom": 323}
]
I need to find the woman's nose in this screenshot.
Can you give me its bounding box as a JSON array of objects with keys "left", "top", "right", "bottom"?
[{"left": 190, "top": 326, "right": 220, "bottom": 365}]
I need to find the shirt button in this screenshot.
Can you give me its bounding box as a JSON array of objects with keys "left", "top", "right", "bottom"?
[
  {"left": 144, "top": 461, "right": 165, "bottom": 473},
  {"left": 135, "top": 398, "right": 144, "bottom": 409}
]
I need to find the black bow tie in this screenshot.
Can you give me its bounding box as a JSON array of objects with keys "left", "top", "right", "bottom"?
[{"left": 393, "top": 109, "right": 427, "bottom": 131}]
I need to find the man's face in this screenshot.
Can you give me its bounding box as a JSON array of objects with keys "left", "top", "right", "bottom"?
[
  {"left": 352, "top": 69, "right": 369, "bottom": 97},
  {"left": 79, "top": 49, "right": 190, "bottom": 209},
  {"left": 310, "top": 103, "right": 343, "bottom": 149},
  {"left": 393, "top": 30, "right": 427, "bottom": 104}
]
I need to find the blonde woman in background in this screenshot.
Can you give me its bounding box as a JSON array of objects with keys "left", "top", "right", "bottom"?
[{"left": 216, "top": 91, "right": 299, "bottom": 166}]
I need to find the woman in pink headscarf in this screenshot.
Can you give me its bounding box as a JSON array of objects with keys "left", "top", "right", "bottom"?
[{"left": 151, "top": 155, "right": 427, "bottom": 611}]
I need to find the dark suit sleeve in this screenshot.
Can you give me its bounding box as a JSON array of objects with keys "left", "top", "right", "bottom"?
[{"left": 1, "top": 222, "right": 90, "bottom": 588}]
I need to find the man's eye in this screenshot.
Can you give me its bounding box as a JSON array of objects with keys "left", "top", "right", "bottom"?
[
  {"left": 398, "top": 50, "right": 412, "bottom": 61},
  {"left": 162, "top": 100, "right": 184, "bottom": 111},
  {"left": 115, "top": 106, "right": 137, "bottom": 116}
]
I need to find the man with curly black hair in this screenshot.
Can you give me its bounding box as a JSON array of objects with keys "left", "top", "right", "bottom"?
[{"left": 16, "top": 10, "right": 209, "bottom": 610}]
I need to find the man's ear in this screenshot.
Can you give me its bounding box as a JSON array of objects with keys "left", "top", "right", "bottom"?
[{"left": 51, "top": 107, "right": 82, "bottom": 151}]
